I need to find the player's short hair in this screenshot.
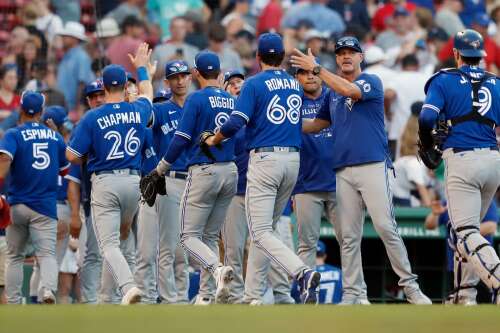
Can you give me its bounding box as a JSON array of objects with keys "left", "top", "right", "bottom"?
[
  {"left": 198, "top": 70, "right": 220, "bottom": 80},
  {"left": 259, "top": 52, "right": 285, "bottom": 67},
  {"left": 460, "top": 55, "right": 481, "bottom": 66},
  {"left": 104, "top": 84, "right": 125, "bottom": 93}
]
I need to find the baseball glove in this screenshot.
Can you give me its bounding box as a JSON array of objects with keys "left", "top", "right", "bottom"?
[
  {"left": 417, "top": 121, "right": 448, "bottom": 170},
  {"left": 199, "top": 130, "right": 222, "bottom": 162},
  {"left": 139, "top": 170, "right": 166, "bottom": 207}
]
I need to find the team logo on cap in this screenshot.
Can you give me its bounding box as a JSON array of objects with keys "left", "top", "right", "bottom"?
[
  {"left": 470, "top": 40, "right": 480, "bottom": 49},
  {"left": 169, "top": 62, "right": 188, "bottom": 73}
]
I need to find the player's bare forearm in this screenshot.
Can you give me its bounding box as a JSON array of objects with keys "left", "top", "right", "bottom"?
[
  {"left": 67, "top": 181, "right": 82, "bottom": 238},
  {"left": 0, "top": 154, "right": 12, "bottom": 178},
  {"left": 207, "top": 131, "right": 226, "bottom": 146},
  {"left": 302, "top": 118, "right": 330, "bottom": 134},
  {"left": 66, "top": 150, "right": 84, "bottom": 165}
]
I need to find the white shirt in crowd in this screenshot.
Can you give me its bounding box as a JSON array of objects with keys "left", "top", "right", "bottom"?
[{"left": 391, "top": 155, "right": 431, "bottom": 206}]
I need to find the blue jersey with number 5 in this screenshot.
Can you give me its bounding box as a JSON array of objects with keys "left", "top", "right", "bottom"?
[
  {"left": 423, "top": 66, "right": 500, "bottom": 149},
  {"left": 68, "top": 97, "right": 152, "bottom": 173},
  {"left": 0, "top": 122, "right": 69, "bottom": 219},
  {"left": 175, "top": 87, "right": 235, "bottom": 166},
  {"left": 233, "top": 69, "right": 303, "bottom": 150}
]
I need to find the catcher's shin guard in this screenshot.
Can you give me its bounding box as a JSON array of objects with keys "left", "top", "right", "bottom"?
[{"left": 456, "top": 226, "right": 500, "bottom": 290}]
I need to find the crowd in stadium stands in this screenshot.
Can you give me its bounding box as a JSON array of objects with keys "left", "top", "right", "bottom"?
[{"left": 0, "top": 0, "right": 499, "bottom": 303}]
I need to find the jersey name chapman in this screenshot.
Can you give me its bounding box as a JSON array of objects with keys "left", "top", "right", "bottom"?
[{"left": 97, "top": 111, "right": 142, "bottom": 130}]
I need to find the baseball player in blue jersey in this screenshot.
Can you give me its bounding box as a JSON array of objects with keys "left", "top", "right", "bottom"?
[
  {"left": 66, "top": 43, "right": 156, "bottom": 304},
  {"left": 204, "top": 33, "right": 322, "bottom": 304},
  {"left": 291, "top": 37, "right": 431, "bottom": 304},
  {"left": 153, "top": 89, "right": 172, "bottom": 103},
  {"left": 154, "top": 51, "right": 237, "bottom": 304},
  {"left": 66, "top": 80, "right": 105, "bottom": 304},
  {"left": 135, "top": 59, "right": 191, "bottom": 304},
  {"left": 0, "top": 91, "right": 70, "bottom": 304},
  {"left": 419, "top": 29, "right": 500, "bottom": 304}
]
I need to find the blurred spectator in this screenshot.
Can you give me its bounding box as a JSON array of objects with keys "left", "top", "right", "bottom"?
[
  {"left": 435, "top": 0, "right": 465, "bottom": 38},
  {"left": 52, "top": 0, "right": 81, "bottom": 23},
  {"left": 375, "top": 7, "right": 414, "bottom": 52},
  {"left": 438, "top": 13, "right": 500, "bottom": 72},
  {"left": 460, "top": 0, "right": 487, "bottom": 28},
  {"left": 16, "top": 37, "right": 43, "bottom": 90},
  {"left": 207, "top": 23, "right": 243, "bottom": 73},
  {"left": 222, "top": 0, "right": 254, "bottom": 39},
  {"left": 328, "top": 0, "right": 371, "bottom": 32},
  {"left": 147, "top": 0, "right": 205, "bottom": 39},
  {"left": 106, "top": 0, "right": 146, "bottom": 25},
  {"left": 56, "top": 22, "right": 95, "bottom": 111},
  {"left": 281, "top": 0, "right": 345, "bottom": 35},
  {"left": 0, "top": 65, "right": 20, "bottom": 122},
  {"left": 96, "top": 18, "right": 121, "bottom": 49},
  {"left": 256, "top": 0, "right": 283, "bottom": 36},
  {"left": 304, "top": 30, "right": 336, "bottom": 72},
  {"left": 2, "top": 27, "right": 30, "bottom": 65},
  {"left": 24, "top": 60, "right": 66, "bottom": 109},
  {"left": 371, "top": 0, "right": 417, "bottom": 33},
  {"left": 420, "top": 26, "right": 449, "bottom": 74},
  {"left": 20, "top": 2, "right": 49, "bottom": 59},
  {"left": 183, "top": 10, "right": 208, "bottom": 50},
  {"left": 91, "top": 58, "right": 112, "bottom": 78},
  {"left": 106, "top": 16, "right": 145, "bottom": 76},
  {"left": 152, "top": 16, "right": 199, "bottom": 89},
  {"left": 391, "top": 102, "right": 433, "bottom": 207},
  {"left": 33, "top": 0, "right": 64, "bottom": 43},
  {"left": 385, "top": 55, "right": 428, "bottom": 160}
]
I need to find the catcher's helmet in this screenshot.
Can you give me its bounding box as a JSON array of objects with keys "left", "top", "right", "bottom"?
[{"left": 453, "top": 29, "right": 486, "bottom": 58}]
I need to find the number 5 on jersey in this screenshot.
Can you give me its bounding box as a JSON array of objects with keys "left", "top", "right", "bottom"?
[{"left": 105, "top": 128, "right": 141, "bottom": 160}]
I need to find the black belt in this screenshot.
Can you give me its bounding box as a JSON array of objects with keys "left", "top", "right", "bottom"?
[
  {"left": 452, "top": 146, "right": 499, "bottom": 153},
  {"left": 254, "top": 146, "right": 299, "bottom": 153},
  {"left": 166, "top": 171, "right": 188, "bottom": 180},
  {"left": 94, "top": 169, "right": 140, "bottom": 176}
]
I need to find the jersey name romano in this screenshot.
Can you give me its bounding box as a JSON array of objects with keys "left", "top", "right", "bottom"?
[
  {"left": 21, "top": 128, "right": 58, "bottom": 141},
  {"left": 97, "top": 111, "right": 142, "bottom": 130},
  {"left": 264, "top": 78, "right": 300, "bottom": 92}
]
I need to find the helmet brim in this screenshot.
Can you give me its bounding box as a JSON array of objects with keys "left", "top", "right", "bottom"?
[{"left": 458, "top": 49, "right": 487, "bottom": 57}]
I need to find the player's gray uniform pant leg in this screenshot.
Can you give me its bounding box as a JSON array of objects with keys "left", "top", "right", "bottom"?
[
  {"left": 269, "top": 215, "right": 294, "bottom": 303},
  {"left": 174, "top": 244, "right": 189, "bottom": 303},
  {"left": 222, "top": 195, "right": 248, "bottom": 303},
  {"left": 80, "top": 214, "right": 102, "bottom": 304},
  {"left": 91, "top": 173, "right": 140, "bottom": 297},
  {"left": 180, "top": 162, "right": 237, "bottom": 299},
  {"left": 245, "top": 151, "right": 307, "bottom": 278},
  {"left": 56, "top": 203, "right": 71, "bottom": 266},
  {"left": 5, "top": 204, "right": 57, "bottom": 304},
  {"left": 337, "top": 162, "right": 418, "bottom": 301},
  {"left": 443, "top": 148, "right": 500, "bottom": 290},
  {"left": 157, "top": 177, "right": 189, "bottom": 304},
  {"left": 135, "top": 201, "right": 159, "bottom": 304}
]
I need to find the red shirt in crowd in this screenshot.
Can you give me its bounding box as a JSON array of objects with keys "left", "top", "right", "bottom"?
[
  {"left": 438, "top": 37, "right": 500, "bottom": 71},
  {"left": 106, "top": 35, "right": 143, "bottom": 76},
  {"left": 257, "top": 1, "right": 283, "bottom": 36},
  {"left": 0, "top": 94, "right": 20, "bottom": 120},
  {"left": 371, "top": 2, "right": 417, "bottom": 32}
]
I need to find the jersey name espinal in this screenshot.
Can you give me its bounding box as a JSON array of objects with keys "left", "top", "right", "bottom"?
[
  {"left": 21, "top": 128, "right": 59, "bottom": 141},
  {"left": 208, "top": 96, "right": 234, "bottom": 109},
  {"left": 265, "top": 77, "right": 300, "bottom": 92},
  {"left": 97, "top": 111, "right": 141, "bottom": 130}
]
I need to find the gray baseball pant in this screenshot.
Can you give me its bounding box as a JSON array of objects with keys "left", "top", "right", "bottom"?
[
  {"left": 5, "top": 204, "right": 57, "bottom": 304},
  {"left": 180, "top": 162, "right": 237, "bottom": 300},
  {"left": 336, "top": 161, "right": 418, "bottom": 301},
  {"left": 443, "top": 148, "right": 500, "bottom": 291},
  {"left": 135, "top": 176, "right": 189, "bottom": 304},
  {"left": 90, "top": 172, "right": 140, "bottom": 297},
  {"left": 245, "top": 150, "right": 308, "bottom": 280},
  {"left": 79, "top": 214, "right": 102, "bottom": 304}
]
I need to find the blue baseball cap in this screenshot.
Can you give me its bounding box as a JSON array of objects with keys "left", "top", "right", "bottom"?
[
  {"left": 335, "top": 36, "right": 363, "bottom": 54},
  {"left": 194, "top": 51, "right": 220, "bottom": 73},
  {"left": 258, "top": 32, "right": 284, "bottom": 55},
  {"left": 153, "top": 89, "right": 172, "bottom": 103},
  {"left": 21, "top": 91, "right": 45, "bottom": 115},
  {"left": 165, "top": 60, "right": 190, "bottom": 79},
  {"left": 454, "top": 29, "right": 486, "bottom": 57},
  {"left": 316, "top": 240, "right": 326, "bottom": 255},
  {"left": 102, "top": 64, "right": 127, "bottom": 87},
  {"left": 84, "top": 79, "right": 104, "bottom": 96},
  {"left": 223, "top": 69, "right": 245, "bottom": 83},
  {"left": 41, "top": 105, "right": 68, "bottom": 128}
]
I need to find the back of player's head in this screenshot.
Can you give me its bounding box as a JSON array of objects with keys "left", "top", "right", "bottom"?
[
  {"left": 102, "top": 64, "right": 127, "bottom": 92},
  {"left": 20, "top": 90, "right": 45, "bottom": 116},
  {"left": 41, "top": 105, "right": 68, "bottom": 128},
  {"left": 257, "top": 33, "right": 285, "bottom": 67},
  {"left": 194, "top": 51, "right": 220, "bottom": 80},
  {"left": 453, "top": 29, "right": 485, "bottom": 65}
]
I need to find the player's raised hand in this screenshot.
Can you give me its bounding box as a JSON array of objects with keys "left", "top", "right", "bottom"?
[
  {"left": 290, "top": 48, "right": 317, "bottom": 71},
  {"left": 128, "top": 42, "right": 152, "bottom": 69},
  {"left": 147, "top": 59, "right": 158, "bottom": 78}
]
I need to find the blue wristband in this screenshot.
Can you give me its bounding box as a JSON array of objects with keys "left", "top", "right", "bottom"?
[{"left": 137, "top": 66, "right": 149, "bottom": 82}]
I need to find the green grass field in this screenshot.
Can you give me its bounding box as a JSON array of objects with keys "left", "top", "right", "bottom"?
[{"left": 1, "top": 305, "right": 499, "bottom": 333}]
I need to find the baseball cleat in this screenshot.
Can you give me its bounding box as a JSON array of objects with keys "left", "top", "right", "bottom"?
[
  {"left": 299, "top": 269, "right": 321, "bottom": 304},
  {"left": 249, "top": 299, "right": 263, "bottom": 306},
  {"left": 121, "top": 286, "right": 142, "bottom": 305},
  {"left": 193, "top": 295, "right": 213, "bottom": 306},
  {"left": 41, "top": 290, "right": 56, "bottom": 304},
  {"left": 214, "top": 265, "right": 234, "bottom": 304},
  {"left": 404, "top": 286, "right": 432, "bottom": 305}
]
